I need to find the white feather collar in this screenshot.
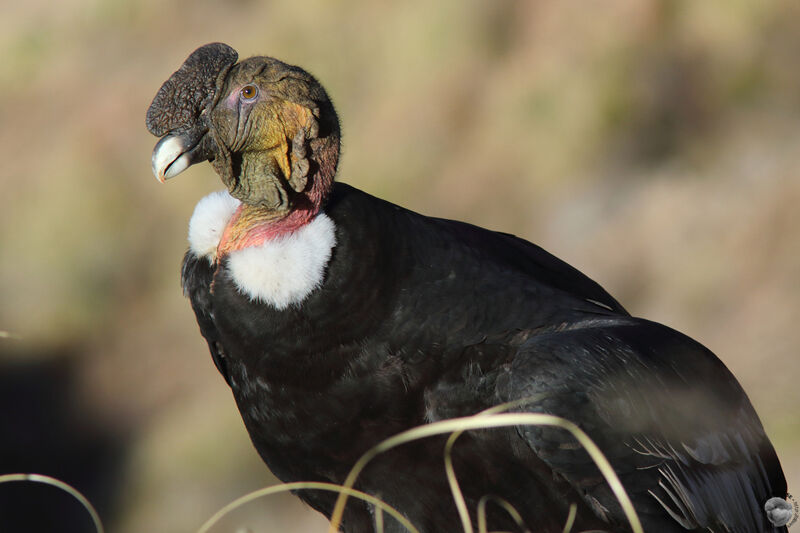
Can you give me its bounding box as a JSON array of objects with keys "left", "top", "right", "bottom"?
[{"left": 187, "top": 190, "right": 337, "bottom": 310}]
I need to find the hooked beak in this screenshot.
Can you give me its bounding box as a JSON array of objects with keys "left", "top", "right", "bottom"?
[{"left": 151, "top": 126, "right": 214, "bottom": 183}]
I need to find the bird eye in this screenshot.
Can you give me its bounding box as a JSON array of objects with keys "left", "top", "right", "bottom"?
[{"left": 240, "top": 85, "right": 258, "bottom": 101}]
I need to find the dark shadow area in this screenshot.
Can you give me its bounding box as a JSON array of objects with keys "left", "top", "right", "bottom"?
[{"left": 0, "top": 345, "right": 126, "bottom": 533}]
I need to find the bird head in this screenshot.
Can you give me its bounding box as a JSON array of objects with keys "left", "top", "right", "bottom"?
[{"left": 147, "top": 43, "right": 340, "bottom": 219}]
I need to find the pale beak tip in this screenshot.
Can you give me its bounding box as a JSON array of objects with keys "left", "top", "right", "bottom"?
[{"left": 150, "top": 131, "right": 205, "bottom": 183}]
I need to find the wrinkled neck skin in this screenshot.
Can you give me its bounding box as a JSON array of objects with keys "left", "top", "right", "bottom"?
[{"left": 216, "top": 148, "right": 336, "bottom": 257}]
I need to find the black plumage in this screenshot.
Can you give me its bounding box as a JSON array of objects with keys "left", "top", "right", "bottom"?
[{"left": 148, "top": 43, "right": 787, "bottom": 532}]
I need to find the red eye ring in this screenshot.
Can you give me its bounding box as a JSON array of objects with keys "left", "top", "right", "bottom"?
[{"left": 240, "top": 84, "right": 258, "bottom": 101}]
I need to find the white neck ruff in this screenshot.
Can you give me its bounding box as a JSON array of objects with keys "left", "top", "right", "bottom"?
[{"left": 188, "top": 190, "right": 337, "bottom": 310}]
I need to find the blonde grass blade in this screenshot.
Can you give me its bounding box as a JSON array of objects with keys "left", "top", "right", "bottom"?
[
  {"left": 197, "top": 481, "right": 419, "bottom": 533},
  {"left": 561, "top": 503, "right": 577, "bottom": 533},
  {"left": 444, "top": 429, "right": 473, "bottom": 533},
  {"left": 476, "top": 495, "right": 529, "bottom": 533},
  {"left": 328, "top": 412, "right": 643, "bottom": 533},
  {"left": 0, "top": 473, "right": 104, "bottom": 533}
]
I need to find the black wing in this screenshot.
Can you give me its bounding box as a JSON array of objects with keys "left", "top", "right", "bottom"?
[
  {"left": 181, "top": 251, "right": 232, "bottom": 386},
  {"left": 430, "top": 215, "right": 628, "bottom": 316},
  {"left": 328, "top": 183, "right": 629, "bottom": 319},
  {"left": 504, "top": 316, "right": 787, "bottom": 532}
]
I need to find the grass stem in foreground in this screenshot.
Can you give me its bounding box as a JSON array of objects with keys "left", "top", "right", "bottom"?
[
  {"left": 0, "top": 473, "right": 103, "bottom": 533},
  {"left": 328, "top": 412, "right": 643, "bottom": 533}
]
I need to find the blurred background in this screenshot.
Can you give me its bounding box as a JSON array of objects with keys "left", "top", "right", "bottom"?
[{"left": 0, "top": 0, "right": 798, "bottom": 531}]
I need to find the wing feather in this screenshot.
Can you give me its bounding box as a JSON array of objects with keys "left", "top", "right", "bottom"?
[
  {"left": 505, "top": 317, "right": 787, "bottom": 532},
  {"left": 181, "top": 251, "right": 232, "bottom": 386}
]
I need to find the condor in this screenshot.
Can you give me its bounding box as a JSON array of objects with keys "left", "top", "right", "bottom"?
[{"left": 147, "top": 43, "right": 787, "bottom": 533}]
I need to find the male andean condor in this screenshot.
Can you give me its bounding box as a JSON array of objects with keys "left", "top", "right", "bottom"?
[{"left": 146, "top": 43, "right": 788, "bottom": 533}]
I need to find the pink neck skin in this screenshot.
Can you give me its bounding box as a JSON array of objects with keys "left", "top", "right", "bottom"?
[
  {"left": 216, "top": 171, "right": 333, "bottom": 257},
  {"left": 219, "top": 204, "right": 316, "bottom": 253}
]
